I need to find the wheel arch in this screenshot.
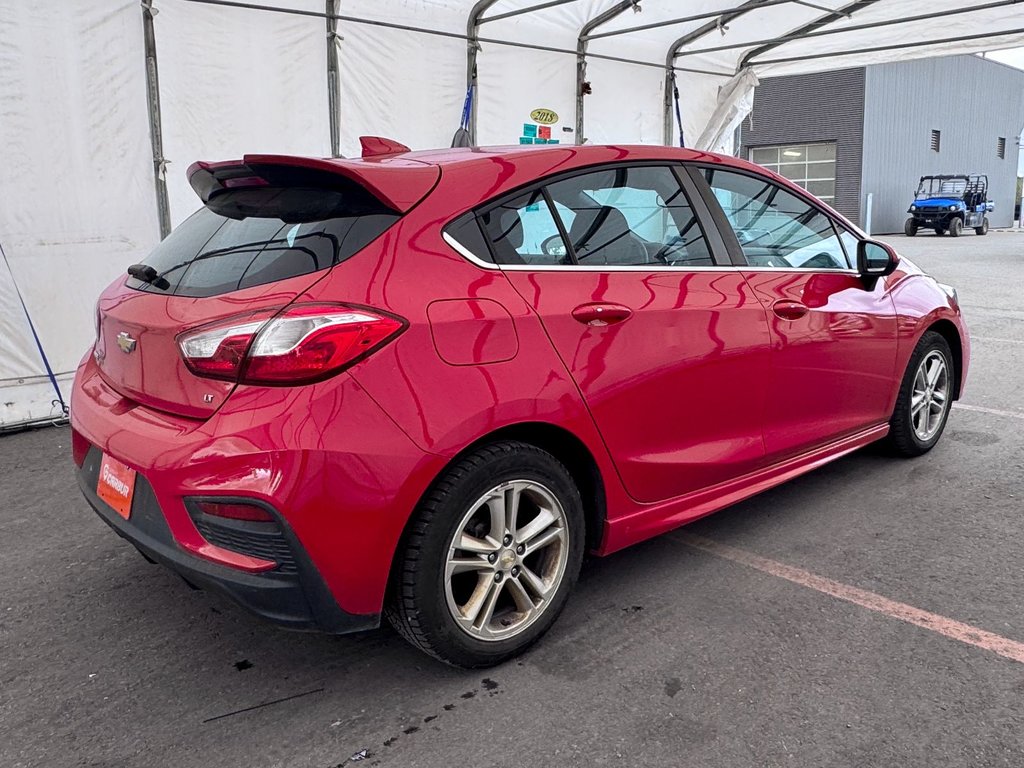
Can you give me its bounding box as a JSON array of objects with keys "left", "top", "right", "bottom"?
[
  {"left": 442, "top": 422, "right": 606, "bottom": 551},
  {"left": 926, "top": 318, "right": 964, "bottom": 400},
  {"left": 384, "top": 421, "right": 608, "bottom": 604}
]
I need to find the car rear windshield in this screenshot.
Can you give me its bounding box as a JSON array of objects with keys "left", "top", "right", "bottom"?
[{"left": 127, "top": 188, "right": 400, "bottom": 298}]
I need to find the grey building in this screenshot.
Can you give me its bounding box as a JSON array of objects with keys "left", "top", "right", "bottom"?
[{"left": 739, "top": 55, "right": 1024, "bottom": 234}]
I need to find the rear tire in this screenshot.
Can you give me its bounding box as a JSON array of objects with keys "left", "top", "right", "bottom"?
[
  {"left": 948, "top": 217, "right": 962, "bottom": 237},
  {"left": 904, "top": 219, "right": 918, "bottom": 237},
  {"left": 886, "top": 331, "right": 954, "bottom": 457},
  {"left": 975, "top": 217, "right": 989, "bottom": 236},
  {"left": 386, "top": 441, "right": 585, "bottom": 668},
  {"left": 934, "top": 227, "right": 945, "bottom": 236}
]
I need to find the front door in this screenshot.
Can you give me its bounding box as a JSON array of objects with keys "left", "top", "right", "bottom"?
[
  {"left": 476, "top": 164, "right": 772, "bottom": 503},
  {"left": 695, "top": 165, "right": 899, "bottom": 462}
]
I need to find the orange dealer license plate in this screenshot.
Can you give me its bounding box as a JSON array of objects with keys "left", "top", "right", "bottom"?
[{"left": 97, "top": 453, "right": 137, "bottom": 520}]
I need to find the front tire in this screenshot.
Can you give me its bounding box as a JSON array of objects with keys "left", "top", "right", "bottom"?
[
  {"left": 886, "top": 331, "right": 954, "bottom": 457},
  {"left": 386, "top": 441, "right": 585, "bottom": 667},
  {"left": 948, "top": 217, "right": 962, "bottom": 237},
  {"left": 904, "top": 219, "right": 918, "bottom": 237}
]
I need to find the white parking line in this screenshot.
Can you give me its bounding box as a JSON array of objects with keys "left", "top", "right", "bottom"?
[
  {"left": 970, "top": 336, "right": 1024, "bottom": 345},
  {"left": 675, "top": 533, "right": 1024, "bottom": 665},
  {"left": 953, "top": 403, "right": 1024, "bottom": 420}
]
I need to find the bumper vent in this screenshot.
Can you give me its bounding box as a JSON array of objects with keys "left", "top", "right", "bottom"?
[{"left": 192, "top": 514, "right": 298, "bottom": 574}]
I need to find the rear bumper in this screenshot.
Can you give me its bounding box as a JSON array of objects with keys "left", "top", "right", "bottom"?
[
  {"left": 77, "top": 446, "right": 376, "bottom": 633},
  {"left": 70, "top": 353, "right": 446, "bottom": 622}
]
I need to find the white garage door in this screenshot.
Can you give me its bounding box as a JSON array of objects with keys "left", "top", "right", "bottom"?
[{"left": 749, "top": 143, "right": 837, "bottom": 205}]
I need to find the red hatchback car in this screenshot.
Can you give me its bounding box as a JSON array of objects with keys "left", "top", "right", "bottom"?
[{"left": 72, "top": 142, "right": 969, "bottom": 667}]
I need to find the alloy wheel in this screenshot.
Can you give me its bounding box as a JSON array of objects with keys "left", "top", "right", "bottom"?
[
  {"left": 444, "top": 479, "right": 569, "bottom": 642},
  {"left": 910, "top": 350, "right": 950, "bottom": 441}
]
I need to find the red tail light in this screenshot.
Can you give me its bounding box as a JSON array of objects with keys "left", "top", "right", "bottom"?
[{"left": 178, "top": 304, "right": 405, "bottom": 385}]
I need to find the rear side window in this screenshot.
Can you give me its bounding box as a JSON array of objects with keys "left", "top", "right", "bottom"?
[
  {"left": 477, "top": 189, "right": 569, "bottom": 266},
  {"left": 471, "top": 165, "right": 713, "bottom": 268},
  {"left": 128, "top": 193, "right": 399, "bottom": 298},
  {"left": 444, "top": 211, "right": 494, "bottom": 264},
  {"left": 545, "top": 166, "right": 713, "bottom": 267}
]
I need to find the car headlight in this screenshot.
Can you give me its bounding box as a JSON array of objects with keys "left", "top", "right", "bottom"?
[
  {"left": 949, "top": 205, "right": 957, "bottom": 211},
  {"left": 910, "top": 205, "right": 917, "bottom": 211}
]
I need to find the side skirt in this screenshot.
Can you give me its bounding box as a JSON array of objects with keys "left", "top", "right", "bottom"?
[{"left": 598, "top": 424, "right": 890, "bottom": 554}]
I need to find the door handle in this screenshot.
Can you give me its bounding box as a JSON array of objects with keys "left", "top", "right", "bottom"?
[
  {"left": 571, "top": 303, "right": 633, "bottom": 327},
  {"left": 772, "top": 300, "right": 808, "bottom": 321}
]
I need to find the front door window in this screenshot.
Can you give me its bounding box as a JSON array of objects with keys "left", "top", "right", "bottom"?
[{"left": 702, "top": 167, "right": 851, "bottom": 270}]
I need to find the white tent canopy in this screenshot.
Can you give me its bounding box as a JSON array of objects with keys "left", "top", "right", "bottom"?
[{"left": 1, "top": 0, "right": 1022, "bottom": 427}]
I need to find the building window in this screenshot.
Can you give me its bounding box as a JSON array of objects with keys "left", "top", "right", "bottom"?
[
  {"left": 997, "top": 137, "right": 1006, "bottom": 159},
  {"left": 931, "top": 130, "right": 941, "bottom": 153},
  {"left": 749, "top": 142, "right": 837, "bottom": 204}
]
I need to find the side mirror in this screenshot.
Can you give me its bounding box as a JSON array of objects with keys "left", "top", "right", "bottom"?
[{"left": 857, "top": 239, "right": 899, "bottom": 278}]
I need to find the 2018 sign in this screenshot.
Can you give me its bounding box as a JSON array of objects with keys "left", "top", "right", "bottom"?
[{"left": 530, "top": 108, "right": 559, "bottom": 125}]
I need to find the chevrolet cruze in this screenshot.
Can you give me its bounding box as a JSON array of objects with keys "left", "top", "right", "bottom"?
[{"left": 71, "top": 140, "right": 969, "bottom": 667}]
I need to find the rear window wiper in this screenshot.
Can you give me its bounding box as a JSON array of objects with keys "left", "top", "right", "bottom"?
[{"left": 127, "top": 263, "right": 170, "bottom": 290}]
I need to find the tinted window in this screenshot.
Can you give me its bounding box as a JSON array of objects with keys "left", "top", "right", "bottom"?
[
  {"left": 128, "top": 201, "right": 399, "bottom": 298},
  {"left": 478, "top": 189, "right": 569, "bottom": 266},
  {"left": 545, "top": 166, "right": 713, "bottom": 267},
  {"left": 443, "top": 211, "right": 494, "bottom": 264},
  {"left": 703, "top": 168, "right": 850, "bottom": 270}
]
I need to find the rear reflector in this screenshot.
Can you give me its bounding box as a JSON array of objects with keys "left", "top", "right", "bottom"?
[
  {"left": 71, "top": 428, "right": 90, "bottom": 468},
  {"left": 194, "top": 500, "right": 275, "bottom": 523},
  {"left": 178, "top": 304, "right": 405, "bottom": 385}
]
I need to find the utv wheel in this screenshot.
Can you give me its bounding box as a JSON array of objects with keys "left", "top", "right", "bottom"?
[
  {"left": 904, "top": 219, "right": 918, "bottom": 237},
  {"left": 948, "top": 217, "right": 962, "bottom": 237},
  {"left": 934, "top": 227, "right": 945, "bottom": 236},
  {"left": 886, "top": 331, "right": 954, "bottom": 457},
  {"left": 975, "top": 217, "right": 989, "bottom": 236},
  {"left": 386, "top": 441, "right": 585, "bottom": 668}
]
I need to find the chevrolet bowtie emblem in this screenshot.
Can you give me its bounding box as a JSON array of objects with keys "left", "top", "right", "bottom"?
[{"left": 116, "top": 331, "right": 137, "bottom": 354}]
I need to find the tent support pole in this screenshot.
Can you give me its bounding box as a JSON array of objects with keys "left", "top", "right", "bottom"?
[
  {"left": 326, "top": 0, "right": 341, "bottom": 157},
  {"left": 739, "top": 0, "right": 881, "bottom": 68},
  {"left": 141, "top": 0, "right": 171, "bottom": 239},
  {"left": 480, "top": 0, "right": 578, "bottom": 25},
  {"left": 676, "top": 0, "right": 1017, "bottom": 60},
  {"left": 588, "top": 0, "right": 798, "bottom": 41},
  {"left": 183, "top": 1, "right": 732, "bottom": 76},
  {"left": 466, "top": 1, "right": 499, "bottom": 144},
  {"left": 576, "top": 1, "right": 638, "bottom": 146},
  {"left": 749, "top": 25, "right": 1024, "bottom": 66},
  {"left": 662, "top": 0, "right": 771, "bottom": 145}
]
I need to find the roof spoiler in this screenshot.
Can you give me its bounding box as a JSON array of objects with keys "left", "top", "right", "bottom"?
[{"left": 187, "top": 151, "right": 437, "bottom": 214}]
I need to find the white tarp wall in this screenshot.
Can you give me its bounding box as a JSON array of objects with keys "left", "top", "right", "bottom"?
[
  {"left": 338, "top": 2, "right": 466, "bottom": 157},
  {"left": 1, "top": 0, "right": 1023, "bottom": 427},
  {"left": 158, "top": 0, "right": 331, "bottom": 226},
  {"left": 0, "top": 2, "right": 158, "bottom": 427},
  {"left": 474, "top": 1, "right": 612, "bottom": 144}
]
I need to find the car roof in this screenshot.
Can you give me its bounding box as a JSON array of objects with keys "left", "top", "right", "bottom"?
[
  {"left": 339, "top": 143, "right": 746, "bottom": 170},
  {"left": 333, "top": 144, "right": 773, "bottom": 208}
]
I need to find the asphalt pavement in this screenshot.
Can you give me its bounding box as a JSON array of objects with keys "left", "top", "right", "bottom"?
[{"left": 2, "top": 230, "right": 1023, "bottom": 767}]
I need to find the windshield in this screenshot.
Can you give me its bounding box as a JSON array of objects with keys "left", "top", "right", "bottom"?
[{"left": 916, "top": 178, "right": 967, "bottom": 199}]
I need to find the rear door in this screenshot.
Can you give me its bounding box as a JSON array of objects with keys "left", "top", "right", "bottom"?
[
  {"left": 96, "top": 163, "right": 413, "bottom": 418},
  {"left": 691, "top": 165, "right": 898, "bottom": 462},
  {"left": 471, "top": 164, "right": 773, "bottom": 504}
]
